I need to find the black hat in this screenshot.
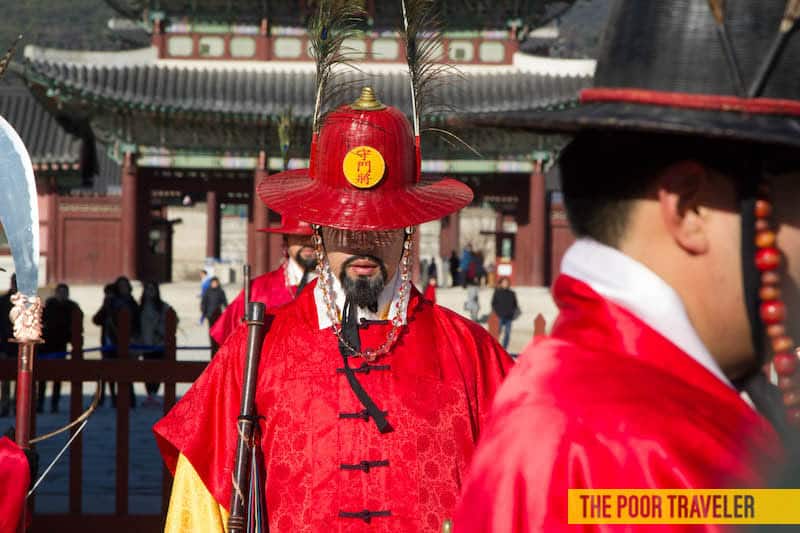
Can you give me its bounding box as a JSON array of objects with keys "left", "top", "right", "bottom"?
[{"left": 485, "top": 0, "right": 800, "bottom": 148}]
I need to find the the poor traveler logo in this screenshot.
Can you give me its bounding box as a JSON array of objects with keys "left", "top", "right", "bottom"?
[{"left": 568, "top": 490, "right": 800, "bottom": 525}]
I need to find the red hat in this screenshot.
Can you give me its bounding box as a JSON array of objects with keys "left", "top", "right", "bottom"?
[
  {"left": 257, "top": 87, "right": 473, "bottom": 231},
  {"left": 257, "top": 216, "right": 313, "bottom": 236}
]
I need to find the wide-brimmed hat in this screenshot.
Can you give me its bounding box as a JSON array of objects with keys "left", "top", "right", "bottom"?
[
  {"left": 257, "top": 216, "right": 313, "bottom": 236},
  {"left": 257, "top": 87, "right": 473, "bottom": 231},
  {"left": 474, "top": 0, "right": 800, "bottom": 148}
]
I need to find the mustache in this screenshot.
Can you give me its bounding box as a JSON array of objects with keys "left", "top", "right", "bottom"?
[{"left": 340, "top": 254, "right": 388, "bottom": 276}]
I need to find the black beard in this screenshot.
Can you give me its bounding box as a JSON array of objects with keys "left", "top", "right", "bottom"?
[
  {"left": 294, "top": 250, "right": 317, "bottom": 272},
  {"left": 339, "top": 255, "right": 388, "bottom": 313}
]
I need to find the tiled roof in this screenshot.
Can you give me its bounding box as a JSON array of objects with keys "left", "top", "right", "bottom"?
[
  {"left": 23, "top": 60, "right": 592, "bottom": 121},
  {"left": 0, "top": 79, "right": 82, "bottom": 166}
]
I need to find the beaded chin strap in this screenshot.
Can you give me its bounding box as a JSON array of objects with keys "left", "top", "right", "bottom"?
[
  {"left": 312, "top": 225, "right": 414, "bottom": 362},
  {"left": 753, "top": 189, "right": 800, "bottom": 426}
]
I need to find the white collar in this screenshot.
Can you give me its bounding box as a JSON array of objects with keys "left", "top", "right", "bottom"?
[
  {"left": 286, "top": 257, "right": 316, "bottom": 287},
  {"left": 314, "top": 270, "right": 409, "bottom": 330},
  {"left": 561, "top": 238, "right": 734, "bottom": 388}
]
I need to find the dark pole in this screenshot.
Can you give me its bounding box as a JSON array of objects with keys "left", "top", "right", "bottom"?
[{"left": 227, "top": 301, "right": 267, "bottom": 533}]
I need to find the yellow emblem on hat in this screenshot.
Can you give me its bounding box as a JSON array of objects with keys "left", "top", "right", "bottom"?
[{"left": 343, "top": 145, "right": 386, "bottom": 189}]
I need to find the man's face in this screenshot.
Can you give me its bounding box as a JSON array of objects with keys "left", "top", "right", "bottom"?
[
  {"left": 287, "top": 235, "right": 316, "bottom": 271},
  {"left": 322, "top": 227, "right": 405, "bottom": 310}
]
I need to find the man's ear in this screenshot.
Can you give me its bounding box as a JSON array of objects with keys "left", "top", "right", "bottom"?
[{"left": 657, "top": 161, "right": 710, "bottom": 255}]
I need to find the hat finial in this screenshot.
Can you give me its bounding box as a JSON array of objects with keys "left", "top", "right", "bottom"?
[{"left": 351, "top": 87, "right": 386, "bottom": 111}]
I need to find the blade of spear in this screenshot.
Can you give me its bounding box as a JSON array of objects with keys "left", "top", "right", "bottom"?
[
  {"left": 707, "top": 0, "right": 746, "bottom": 96},
  {"left": 749, "top": 0, "right": 800, "bottom": 97},
  {"left": 0, "top": 113, "right": 42, "bottom": 533}
]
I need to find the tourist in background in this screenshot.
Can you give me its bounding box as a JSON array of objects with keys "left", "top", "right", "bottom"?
[
  {"left": 199, "top": 267, "right": 214, "bottom": 298},
  {"left": 427, "top": 256, "right": 438, "bottom": 286},
  {"left": 200, "top": 277, "right": 227, "bottom": 356},
  {"left": 423, "top": 277, "right": 437, "bottom": 304},
  {"left": 93, "top": 276, "right": 139, "bottom": 408},
  {"left": 491, "top": 277, "right": 519, "bottom": 350},
  {"left": 460, "top": 244, "right": 474, "bottom": 288},
  {"left": 138, "top": 281, "right": 174, "bottom": 407},
  {"left": 464, "top": 283, "right": 480, "bottom": 321},
  {"left": 448, "top": 250, "right": 460, "bottom": 287},
  {"left": 38, "top": 283, "right": 81, "bottom": 413}
]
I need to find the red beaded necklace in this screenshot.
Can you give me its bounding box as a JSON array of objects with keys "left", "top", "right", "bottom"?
[{"left": 754, "top": 189, "right": 800, "bottom": 426}]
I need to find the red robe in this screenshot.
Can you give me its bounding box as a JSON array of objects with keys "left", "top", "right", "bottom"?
[
  {"left": 0, "top": 436, "right": 29, "bottom": 533},
  {"left": 156, "top": 282, "right": 512, "bottom": 532},
  {"left": 455, "top": 275, "right": 783, "bottom": 532},
  {"left": 210, "top": 263, "right": 295, "bottom": 345}
]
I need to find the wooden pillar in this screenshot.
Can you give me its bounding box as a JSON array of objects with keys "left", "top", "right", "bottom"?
[
  {"left": 45, "top": 177, "right": 58, "bottom": 284},
  {"left": 206, "top": 190, "right": 221, "bottom": 260},
  {"left": 515, "top": 161, "right": 547, "bottom": 286},
  {"left": 151, "top": 19, "right": 166, "bottom": 58},
  {"left": 248, "top": 152, "right": 271, "bottom": 276},
  {"left": 268, "top": 228, "right": 285, "bottom": 272},
  {"left": 120, "top": 152, "right": 139, "bottom": 280},
  {"left": 439, "top": 212, "right": 460, "bottom": 261}
]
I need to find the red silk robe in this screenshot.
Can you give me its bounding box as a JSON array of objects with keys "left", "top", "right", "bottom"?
[
  {"left": 454, "top": 275, "right": 783, "bottom": 533},
  {"left": 210, "top": 263, "right": 295, "bottom": 345},
  {"left": 0, "top": 436, "right": 29, "bottom": 533},
  {"left": 156, "top": 282, "right": 512, "bottom": 532}
]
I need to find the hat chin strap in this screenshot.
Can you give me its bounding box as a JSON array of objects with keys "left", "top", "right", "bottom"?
[
  {"left": 740, "top": 189, "right": 767, "bottom": 370},
  {"left": 735, "top": 179, "right": 792, "bottom": 439}
]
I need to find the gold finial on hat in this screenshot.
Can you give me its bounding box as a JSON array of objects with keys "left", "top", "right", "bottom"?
[{"left": 351, "top": 87, "right": 386, "bottom": 111}]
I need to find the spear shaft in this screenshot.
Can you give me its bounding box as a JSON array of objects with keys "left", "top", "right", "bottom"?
[
  {"left": 15, "top": 342, "right": 35, "bottom": 533},
  {"left": 227, "top": 301, "right": 267, "bottom": 533}
]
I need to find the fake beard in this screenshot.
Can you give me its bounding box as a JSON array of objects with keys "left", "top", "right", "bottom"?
[
  {"left": 294, "top": 249, "right": 317, "bottom": 272},
  {"left": 339, "top": 255, "right": 388, "bottom": 313}
]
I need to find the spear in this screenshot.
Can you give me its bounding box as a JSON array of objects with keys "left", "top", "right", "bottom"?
[
  {"left": 749, "top": 0, "right": 800, "bottom": 97},
  {"left": 706, "top": 0, "right": 746, "bottom": 96},
  {"left": 0, "top": 114, "right": 42, "bottom": 533}
]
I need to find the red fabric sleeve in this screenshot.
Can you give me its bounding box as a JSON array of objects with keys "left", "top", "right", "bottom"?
[
  {"left": 453, "top": 402, "right": 725, "bottom": 533},
  {"left": 209, "top": 289, "right": 245, "bottom": 345},
  {"left": 435, "top": 306, "right": 514, "bottom": 437},
  {"left": 0, "top": 436, "right": 29, "bottom": 533},
  {"left": 154, "top": 324, "right": 248, "bottom": 511}
]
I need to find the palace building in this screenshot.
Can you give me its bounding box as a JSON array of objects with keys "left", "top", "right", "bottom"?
[{"left": 6, "top": 0, "right": 594, "bottom": 285}]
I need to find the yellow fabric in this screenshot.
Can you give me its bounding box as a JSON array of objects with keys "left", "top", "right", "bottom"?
[{"left": 164, "top": 453, "right": 229, "bottom": 533}]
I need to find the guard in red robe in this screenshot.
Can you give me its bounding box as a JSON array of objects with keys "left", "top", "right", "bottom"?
[
  {"left": 456, "top": 1, "right": 800, "bottom": 530},
  {"left": 209, "top": 217, "right": 316, "bottom": 346},
  {"left": 155, "top": 86, "right": 512, "bottom": 532},
  {"left": 0, "top": 435, "right": 29, "bottom": 533}
]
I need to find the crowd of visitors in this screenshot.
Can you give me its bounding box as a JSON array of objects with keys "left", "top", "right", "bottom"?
[{"left": 0, "top": 261, "right": 520, "bottom": 414}]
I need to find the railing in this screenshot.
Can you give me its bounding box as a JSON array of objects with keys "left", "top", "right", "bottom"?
[{"left": 0, "top": 307, "right": 207, "bottom": 533}]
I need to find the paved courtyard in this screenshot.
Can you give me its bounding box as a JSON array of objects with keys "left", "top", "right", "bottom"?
[{"left": 7, "top": 280, "right": 558, "bottom": 514}]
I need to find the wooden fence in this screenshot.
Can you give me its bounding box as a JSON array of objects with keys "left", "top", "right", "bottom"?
[{"left": 0, "top": 307, "right": 207, "bottom": 533}]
